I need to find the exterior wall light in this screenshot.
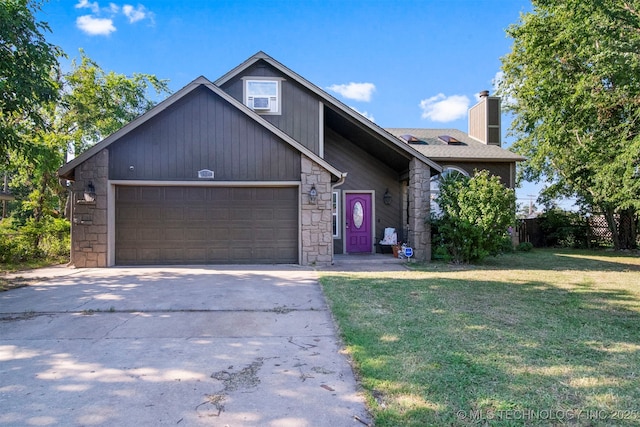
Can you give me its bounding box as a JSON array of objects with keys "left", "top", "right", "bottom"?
[
  {"left": 309, "top": 184, "right": 318, "bottom": 204},
  {"left": 84, "top": 182, "right": 96, "bottom": 202},
  {"left": 383, "top": 188, "right": 392, "bottom": 205}
]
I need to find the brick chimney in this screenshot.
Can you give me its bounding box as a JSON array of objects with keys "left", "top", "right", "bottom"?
[{"left": 468, "top": 90, "right": 501, "bottom": 146}]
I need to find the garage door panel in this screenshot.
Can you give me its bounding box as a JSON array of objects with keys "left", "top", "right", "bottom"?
[
  {"left": 164, "top": 207, "right": 184, "bottom": 220},
  {"left": 186, "top": 207, "right": 208, "bottom": 221},
  {"left": 117, "top": 206, "right": 138, "bottom": 221},
  {"left": 184, "top": 228, "right": 208, "bottom": 241},
  {"left": 184, "top": 248, "right": 206, "bottom": 262},
  {"left": 117, "top": 187, "right": 138, "bottom": 202},
  {"left": 140, "top": 187, "right": 162, "bottom": 200},
  {"left": 164, "top": 228, "right": 184, "bottom": 241},
  {"left": 186, "top": 188, "right": 206, "bottom": 201},
  {"left": 164, "top": 187, "right": 185, "bottom": 200},
  {"left": 255, "top": 188, "right": 274, "bottom": 200},
  {"left": 232, "top": 188, "right": 253, "bottom": 200},
  {"left": 137, "top": 227, "right": 164, "bottom": 241},
  {"left": 117, "top": 226, "right": 140, "bottom": 242},
  {"left": 116, "top": 186, "right": 298, "bottom": 265},
  {"left": 138, "top": 248, "right": 160, "bottom": 262},
  {"left": 209, "top": 207, "right": 230, "bottom": 219},
  {"left": 254, "top": 208, "right": 274, "bottom": 220},
  {"left": 160, "top": 248, "right": 184, "bottom": 263}
]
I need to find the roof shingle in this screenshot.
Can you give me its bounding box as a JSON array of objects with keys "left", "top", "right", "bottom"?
[{"left": 385, "top": 128, "right": 525, "bottom": 162}]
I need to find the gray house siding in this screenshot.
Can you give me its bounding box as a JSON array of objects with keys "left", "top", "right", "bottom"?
[
  {"left": 218, "top": 61, "right": 321, "bottom": 156},
  {"left": 109, "top": 86, "right": 301, "bottom": 181},
  {"left": 441, "top": 161, "right": 513, "bottom": 187},
  {"left": 324, "top": 127, "right": 404, "bottom": 254}
]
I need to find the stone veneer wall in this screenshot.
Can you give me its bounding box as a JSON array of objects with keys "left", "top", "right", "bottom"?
[
  {"left": 300, "top": 155, "right": 333, "bottom": 266},
  {"left": 407, "top": 158, "right": 431, "bottom": 262},
  {"left": 70, "top": 149, "right": 109, "bottom": 267}
]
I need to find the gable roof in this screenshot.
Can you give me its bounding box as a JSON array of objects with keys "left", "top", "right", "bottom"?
[
  {"left": 215, "top": 51, "right": 442, "bottom": 173},
  {"left": 58, "top": 75, "right": 345, "bottom": 180},
  {"left": 385, "top": 128, "right": 526, "bottom": 162}
]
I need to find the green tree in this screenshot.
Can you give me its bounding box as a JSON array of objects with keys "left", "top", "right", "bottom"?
[
  {"left": 62, "top": 50, "right": 170, "bottom": 155},
  {"left": 431, "top": 170, "right": 516, "bottom": 263},
  {"left": 499, "top": 0, "right": 640, "bottom": 249},
  {"left": 0, "top": 0, "right": 61, "bottom": 156},
  {"left": 2, "top": 51, "right": 170, "bottom": 260}
]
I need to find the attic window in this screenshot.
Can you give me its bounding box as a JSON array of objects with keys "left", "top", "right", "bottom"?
[
  {"left": 400, "top": 134, "right": 427, "bottom": 145},
  {"left": 438, "top": 135, "right": 462, "bottom": 145},
  {"left": 245, "top": 78, "right": 281, "bottom": 114}
]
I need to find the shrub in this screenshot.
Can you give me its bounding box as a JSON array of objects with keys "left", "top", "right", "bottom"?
[
  {"left": 0, "top": 216, "right": 70, "bottom": 263},
  {"left": 537, "top": 209, "right": 589, "bottom": 248},
  {"left": 516, "top": 241, "right": 534, "bottom": 252},
  {"left": 430, "top": 170, "right": 516, "bottom": 263}
]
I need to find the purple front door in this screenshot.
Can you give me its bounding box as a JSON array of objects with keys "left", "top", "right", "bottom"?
[{"left": 345, "top": 193, "right": 372, "bottom": 253}]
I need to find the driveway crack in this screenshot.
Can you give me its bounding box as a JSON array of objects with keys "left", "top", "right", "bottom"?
[{"left": 99, "top": 312, "right": 140, "bottom": 339}]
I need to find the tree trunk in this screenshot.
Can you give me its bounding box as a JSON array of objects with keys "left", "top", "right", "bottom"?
[{"left": 618, "top": 208, "right": 638, "bottom": 250}]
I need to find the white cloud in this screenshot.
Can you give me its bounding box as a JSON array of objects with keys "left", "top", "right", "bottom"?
[
  {"left": 109, "top": 3, "right": 120, "bottom": 13},
  {"left": 349, "top": 107, "right": 375, "bottom": 122},
  {"left": 327, "top": 82, "right": 376, "bottom": 102},
  {"left": 419, "top": 93, "right": 470, "bottom": 122},
  {"left": 122, "top": 4, "right": 147, "bottom": 23},
  {"left": 75, "top": 0, "right": 100, "bottom": 13},
  {"left": 76, "top": 15, "right": 116, "bottom": 36}
]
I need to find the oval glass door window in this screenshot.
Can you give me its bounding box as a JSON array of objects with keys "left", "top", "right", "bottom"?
[{"left": 353, "top": 201, "right": 364, "bottom": 229}]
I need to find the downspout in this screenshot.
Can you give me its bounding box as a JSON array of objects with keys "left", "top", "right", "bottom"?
[{"left": 332, "top": 173, "right": 347, "bottom": 190}]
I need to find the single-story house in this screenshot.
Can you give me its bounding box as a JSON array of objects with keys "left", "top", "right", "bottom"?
[{"left": 58, "top": 52, "right": 523, "bottom": 267}]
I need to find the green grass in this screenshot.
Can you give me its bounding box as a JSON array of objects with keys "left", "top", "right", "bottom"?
[
  {"left": 0, "top": 256, "right": 68, "bottom": 291},
  {"left": 320, "top": 249, "right": 640, "bottom": 426}
]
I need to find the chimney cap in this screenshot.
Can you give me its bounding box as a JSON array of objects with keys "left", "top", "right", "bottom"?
[{"left": 479, "top": 90, "right": 490, "bottom": 98}]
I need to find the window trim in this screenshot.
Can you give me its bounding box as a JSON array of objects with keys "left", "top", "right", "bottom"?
[
  {"left": 242, "top": 77, "right": 283, "bottom": 115},
  {"left": 430, "top": 166, "right": 470, "bottom": 215},
  {"left": 332, "top": 191, "right": 340, "bottom": 238}
]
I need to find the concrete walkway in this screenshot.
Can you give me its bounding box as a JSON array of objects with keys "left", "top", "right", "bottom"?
[{"left": 0, "top": 265, "right": 371, "bottom": 426}]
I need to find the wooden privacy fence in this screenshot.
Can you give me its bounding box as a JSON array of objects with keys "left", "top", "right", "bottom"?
[{"left": 517, "top": 214, "right": 634, "bottom": 248}]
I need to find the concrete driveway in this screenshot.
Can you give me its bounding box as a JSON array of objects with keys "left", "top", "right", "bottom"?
[{"left": 0, "top": 266, "right": 370, "bottom": 426}]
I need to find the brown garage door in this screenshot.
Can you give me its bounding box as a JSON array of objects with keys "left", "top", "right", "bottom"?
[{"left": 115, "top": 186, "right": 298, "bottom": 265}]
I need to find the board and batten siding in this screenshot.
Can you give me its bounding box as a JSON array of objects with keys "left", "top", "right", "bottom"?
[
  {"left": 219, "top": 61, "right": 321, "bottom": 156},
  {"left": 324, "top": 127, "right": 405, "bottom": 254},
  {"left": 109, "top": 86, "right": 301, "bottom": 181}
]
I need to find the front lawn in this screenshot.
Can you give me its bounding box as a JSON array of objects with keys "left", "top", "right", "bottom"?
[{"left": 320, "top": 249, "right": 640, "bottom": 426}]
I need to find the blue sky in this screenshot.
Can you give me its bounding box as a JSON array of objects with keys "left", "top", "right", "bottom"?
[{"left": 40, "top": 0, "right": 561, "bottom": 209}]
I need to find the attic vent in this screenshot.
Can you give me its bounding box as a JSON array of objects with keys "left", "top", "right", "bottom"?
[
  {"left": 400, "top": 134, "right": 428, "bottom": 144},
  {"left": 198, "top": 169, "right": 214, "bottom": 179},
  {"left": 438, "top": 135, "right": 462, "bottom": 145}
]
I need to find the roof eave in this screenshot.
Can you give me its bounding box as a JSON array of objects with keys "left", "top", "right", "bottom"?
[
  {"left": 215, "top": 52, "right": 442, "bottom": 173},
  {"left": 427, "top": 155, "right": 526, "bottom": 162},
  {"left": 58, "top": 73, "right": 344, "bottom": 182},
  {"left": 58, "top": 76, "right": 212, "bottom": 180}
]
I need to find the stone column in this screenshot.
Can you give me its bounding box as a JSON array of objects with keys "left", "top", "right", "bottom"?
[
  {"left": 300, "top": 155, "right": 333, "bottom": 267},
  {"left": 407, "top": 158, "right": 431, "bottom": 262},
  {"left": 70, "top": 149, "right": 109, "bottom": 268}
]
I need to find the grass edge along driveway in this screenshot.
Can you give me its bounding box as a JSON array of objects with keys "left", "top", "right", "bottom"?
[{"left": 320, "top": 249, "right": 640, "bottom": 427}]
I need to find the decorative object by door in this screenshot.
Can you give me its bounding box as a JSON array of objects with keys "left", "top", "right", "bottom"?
[{"left": 345, "top": 193, "right": 372, "bottom": 253}]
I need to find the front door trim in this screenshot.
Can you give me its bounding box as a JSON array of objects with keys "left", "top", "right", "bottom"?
[{"left": 342, "top": 190, "right": 375, "bottom": 254}]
